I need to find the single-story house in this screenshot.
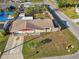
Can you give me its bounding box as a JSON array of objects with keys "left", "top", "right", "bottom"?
[{"left": 9, "top": 19, "right": 54, "bottom": 34}]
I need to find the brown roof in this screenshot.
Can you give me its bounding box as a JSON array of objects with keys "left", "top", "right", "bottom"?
[{"left": 10, "top": 19, "right": 53, "bottom": 32}]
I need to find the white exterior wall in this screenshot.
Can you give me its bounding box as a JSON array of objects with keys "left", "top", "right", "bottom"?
[
  {"left": 15, "top": 28, "right": 52, "bottom": 34},
  {"left": 17, "top": 30, "right": 35, "bottom": 34},
  {"left": 22, "top": 17, "right": 33, "bottom": 20},
  {"left": 19, "top": 13, "right": 25, "bottom": 17},
  {"left": 14, "top": 28, "right": 59, "bottom": 34}
]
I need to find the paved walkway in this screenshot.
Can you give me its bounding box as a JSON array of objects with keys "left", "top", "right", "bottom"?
[{"left": 1, "top": 34, "right": 24, "bottom": 59}]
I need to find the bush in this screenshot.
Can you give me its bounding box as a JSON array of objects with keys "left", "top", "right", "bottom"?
[
  {"left": 0, "top": 30, "right": 7, "bottom": 36},
  {"left": 57, "top": 0, "right": 78, "bottom": 8}
]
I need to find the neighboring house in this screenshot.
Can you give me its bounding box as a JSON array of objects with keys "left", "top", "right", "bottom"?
[
  {"left": 20, "top": 2, "right": 31, "bottom": 8},
  {"left": 0, "top": 3, "right": 6, "bottom": 9},
  {"left": 9, "top": 19, "right": 56, "bottom": 34}
]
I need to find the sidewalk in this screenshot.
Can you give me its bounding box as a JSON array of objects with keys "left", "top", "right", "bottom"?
[{"left": 1, "top": 34, "right": 24, "bottom": 59}]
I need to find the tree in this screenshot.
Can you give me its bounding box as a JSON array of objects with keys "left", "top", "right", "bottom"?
[
  {"left": 66, "top": 0, "right": 78, "bottom": 6},
  {"left": 25, "top": 7, "right": 34, "bottom": 16},
  {"left": 57, "top": 0, "right": 67, "bottom": 7},
  {"left": 57, "top": 0, "right": 78, "bottom": 7}
]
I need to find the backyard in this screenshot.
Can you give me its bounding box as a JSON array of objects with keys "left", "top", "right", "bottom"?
[
  {"left": 34, "top": 12, "right": 51, "bottom": 19},
  {"left": 24, "top": 5, "right": 51, "bottom": 19},
  {"left": 22, "top": 29, "right": 79, "bottom": 59}
]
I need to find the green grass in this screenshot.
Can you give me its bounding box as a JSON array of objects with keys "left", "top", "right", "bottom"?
[
  {"left": 60, "top": 7, "right": 79, "bottom": 19},
  {"left": 76, "top": 22, "right": 79, "bottom": 25},
  {"left": 0, "top": 30, "right": 8, "bottom": 53},
  {"left": 62, "top": 29, "right": 79, "bottom": 53},
  {"left": 22, "top": 29, "right": 79, "bottom": 59}
]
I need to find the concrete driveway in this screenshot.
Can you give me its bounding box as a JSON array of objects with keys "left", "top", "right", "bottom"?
[{"left": 1, "top": 34, "right": 24, "bottom": 59}]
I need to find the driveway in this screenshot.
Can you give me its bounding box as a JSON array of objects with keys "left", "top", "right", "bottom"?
[{"left": 1, "top": 34, "right": 24, "bottom": 59}]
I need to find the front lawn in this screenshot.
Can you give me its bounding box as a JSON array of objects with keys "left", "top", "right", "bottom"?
[
  {"left": 22, "top": 29, "right": 79, "bottom": 59},
  {"left": 60, "top": 7, "right": 79, "bottom": 19}
]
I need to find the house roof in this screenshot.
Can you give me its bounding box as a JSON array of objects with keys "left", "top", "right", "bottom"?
[{"left": 10, "top": 19, "right": 53, "bottom": 32}]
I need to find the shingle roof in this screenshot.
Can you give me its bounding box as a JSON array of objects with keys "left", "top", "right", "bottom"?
[{"left": 10, "top": 19, "right": 53, "bottom": 32}]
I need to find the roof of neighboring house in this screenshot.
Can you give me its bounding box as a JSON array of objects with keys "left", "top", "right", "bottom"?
[{"left": 10, "top": 19, "right": 53, "bottom": 32}]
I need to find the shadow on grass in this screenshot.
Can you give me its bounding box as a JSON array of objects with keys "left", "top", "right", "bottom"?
[{"left": 48, "top": 5, "right": 69, "bottom": 30}]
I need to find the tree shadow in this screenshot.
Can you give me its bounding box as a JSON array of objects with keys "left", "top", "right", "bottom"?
[
  {"left": 52, "top": 19, "right": 69, "bottom": 30},
  {"left": 52, "top": 20, "right": 59, "bottom": 28},
  {"left": 48, "top": 5, "right": 69, "bottom": 30},
  {"left": 60, "top": 20, "right": 69, "bottom": 30}
]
